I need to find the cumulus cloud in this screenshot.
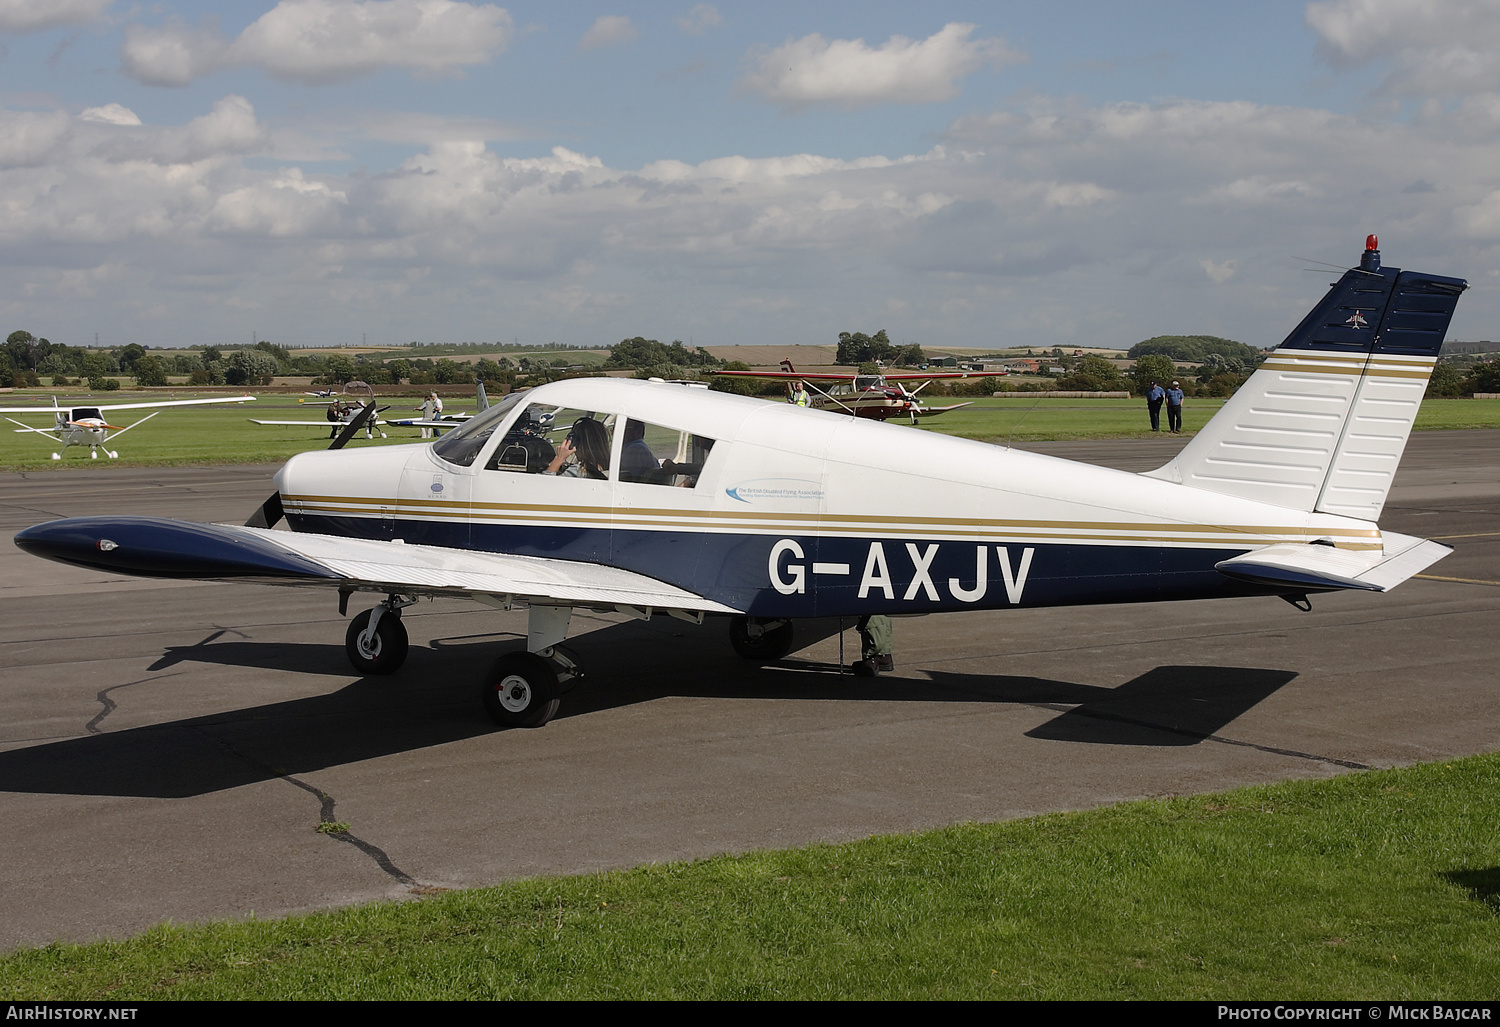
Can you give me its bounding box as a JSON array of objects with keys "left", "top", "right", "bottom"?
[
  {"left": 78, "top": 104, "right": 142, "bottom": 126},
  {"left": 740, "top": 22, "right": 1024, "bottom": 110},
  {"left": 1307, "top": 0, "right": 1500, "bottom": 96},
  {"left": 580, "top": 15, "right": 636, "bottom": 51},
  {"left": 121, "top": 0, "right": 513, "bottom": 87},
  {"left": 677, "top": 4, "right": 721, "bottom": 36},
  {"left": 4, "top": 89, "right": 1500, "bottom": 353},
  {"left": 0, "top": 0, "right": 111, "bottom": 33},
  {"left": 121, "top": 19, "right": 230, "bottom": 87}
]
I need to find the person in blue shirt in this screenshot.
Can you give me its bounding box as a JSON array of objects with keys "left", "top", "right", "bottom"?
[
  {"left": 1166, "top": 381, "right": 1185, "bottom": 433},
  {"left": 1146, "top": 380, "right": 1165, "bottom": 431}
]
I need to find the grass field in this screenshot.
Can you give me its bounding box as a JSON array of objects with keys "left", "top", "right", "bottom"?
[
  {"left": 912, "top": 396, "right": 1500, "bottom": 443},
  {"left": 3, "top": 390, "right": 1497, "bottom": 472},
  {"left": 3, "top": 753, "right": 1498, "bottom": 999}
]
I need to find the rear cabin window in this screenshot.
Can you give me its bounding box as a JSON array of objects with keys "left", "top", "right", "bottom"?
[{"left": 619, "top": 418, "right": 714, "bottom": 488}]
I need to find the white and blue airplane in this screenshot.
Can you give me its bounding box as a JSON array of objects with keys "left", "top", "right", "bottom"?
[{"left": 14, "top": 238, "right": 1466, "bottom": 728}]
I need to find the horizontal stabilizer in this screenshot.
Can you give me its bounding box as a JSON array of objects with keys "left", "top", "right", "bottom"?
[{"left": 1215, "top": 532, "right": 1451, "bottom": 593}]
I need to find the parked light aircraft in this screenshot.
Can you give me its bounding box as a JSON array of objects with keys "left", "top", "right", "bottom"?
[
  {"left": 387, "top": 382, "right": 492, "bottom": 435},
  {"left": 712, "top": 359, "right": 977, "bottom": 422},
  {"left": 1, "top": 394, "right": 256, "bottom": 459},
  {"left": 14, "top": 238, "right": 1465, "bottom": 729},
  {"left": 252, "top": 381, "right": 388, "bottom": 439}
]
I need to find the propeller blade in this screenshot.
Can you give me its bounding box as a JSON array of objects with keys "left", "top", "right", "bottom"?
[
  {"left": 245, "top": 492, "right": 284, "bottom": 529},
  {"left": 328, "top": 402, "right": 378, "bottom": 450}
]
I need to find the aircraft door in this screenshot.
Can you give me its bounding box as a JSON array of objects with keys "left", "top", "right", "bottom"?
[{"left": 468, "top": 403, "right": 615, "bottom": 563}]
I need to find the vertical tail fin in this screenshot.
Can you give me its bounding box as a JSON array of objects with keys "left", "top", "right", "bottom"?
[{"left": 1146, "top": 239, "right": 1466, "bottom": 519}]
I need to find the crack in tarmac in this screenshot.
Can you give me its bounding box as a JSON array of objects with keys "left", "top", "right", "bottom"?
[
  {"left": 195, "top": 726, "right": 422, "bottom": 889},
  {"left": 70, "top": 625, "right": 424, "bottom": 890},
  {"left": 87, "top": 672, "right": 186, "bottom": 734}
]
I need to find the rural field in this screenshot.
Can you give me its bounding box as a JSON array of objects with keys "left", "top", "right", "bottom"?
[{"left": 2, "top": 388, "right": 1498, "bottom": 471}]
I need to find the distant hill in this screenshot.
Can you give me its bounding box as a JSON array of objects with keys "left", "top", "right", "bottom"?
[{"left": 1127, "top": 335, "right": 1261, "bottom": 362}]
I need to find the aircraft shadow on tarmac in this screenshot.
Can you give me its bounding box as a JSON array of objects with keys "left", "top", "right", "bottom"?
[{"left": 0, "top": 619, "right": 1297, "bottom": 799}]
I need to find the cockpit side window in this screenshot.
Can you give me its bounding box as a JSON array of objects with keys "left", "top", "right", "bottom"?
[{"left": 619, "top": 418, "right": 715, "bottom": 488}]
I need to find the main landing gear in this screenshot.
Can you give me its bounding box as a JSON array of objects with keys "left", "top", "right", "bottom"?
[
  {"left": 342, "top": 597, "right": 581, "bottom": 729},
  {"left": 480, "top": 605, "right": 580, "bottom": 729},
  {"left": 728, "top": 615, "right": 795, "bottom": 661}
]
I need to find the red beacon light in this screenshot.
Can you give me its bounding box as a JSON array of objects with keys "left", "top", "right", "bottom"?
[
  {"left": 1366, "top": 234, "right": 1379, "bottom": 251},
  {"left": 1360, "top": 234, "right": 1381, "bottom": 271}
]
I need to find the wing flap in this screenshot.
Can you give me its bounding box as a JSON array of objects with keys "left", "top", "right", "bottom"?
[{"left": 239, "top": 526, "right": 739, "bottom": 611}]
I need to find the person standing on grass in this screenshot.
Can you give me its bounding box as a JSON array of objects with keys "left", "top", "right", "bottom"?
[
  {"left": 1166, "top": 380, "right": 1185, "bottom": 433},
  {"left": 1146, "top": 380, "right": 1165, "bottom": 432}
]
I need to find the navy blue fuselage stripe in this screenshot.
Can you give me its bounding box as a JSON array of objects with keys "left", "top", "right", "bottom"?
[{"left": 287, "top": 513, "right": 1270, "bottom": 616}]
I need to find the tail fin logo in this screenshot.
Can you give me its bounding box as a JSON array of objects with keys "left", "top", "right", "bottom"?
[{"left": 1344, "top": 311, "right": 1370, "bottom": 328}]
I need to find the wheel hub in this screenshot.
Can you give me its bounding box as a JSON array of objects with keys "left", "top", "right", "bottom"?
[{"left": 498, "top": 675, "right": 531, "bottom": 712}]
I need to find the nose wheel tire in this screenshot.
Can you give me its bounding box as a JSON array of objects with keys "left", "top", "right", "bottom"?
[
  {"left": 484, "top": 652, "right": 561, "bottom": 728},
  {"left": 345, "top": 608, "right": 409, "bottom": 674},
  {"left": 728, "top": 616, "right": 795, "bottom": 662}
]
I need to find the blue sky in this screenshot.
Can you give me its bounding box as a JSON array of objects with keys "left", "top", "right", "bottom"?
[{"left": 1, "top": 1, "right": 1496, "bottom": 352}]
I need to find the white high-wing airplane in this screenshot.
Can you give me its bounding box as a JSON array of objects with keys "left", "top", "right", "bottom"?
[
  {"left": 15, "top": 239, "right": 1466, "bottom": 730},
  {"left": 1, "top": 394, "right": 256, "bottom": 459}
]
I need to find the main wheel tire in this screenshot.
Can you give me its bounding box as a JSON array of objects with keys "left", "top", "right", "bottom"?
[
  {"left": 483, "top": 652, "right": 561, "bottom": 728},
  {"left": 344, "top": 608, "right": 409, "bottom": 675},
  {"left": 728, "top": 616, "right": 795, "bottom": 662}
]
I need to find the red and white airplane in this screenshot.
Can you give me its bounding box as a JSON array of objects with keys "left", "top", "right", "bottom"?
[
  {"left": 712, "top": 359, "right": 978, "bottom": 422},
  {"left": 1, "top": 394, "right": 256, "bottom": 459},
  {"left": 14, "top": 238, "right": 1465, "bottom": 730}
]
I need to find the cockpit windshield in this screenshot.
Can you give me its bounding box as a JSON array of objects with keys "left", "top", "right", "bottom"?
[{"left": 430, "top": 391, "right": 527, "bottom": 467}]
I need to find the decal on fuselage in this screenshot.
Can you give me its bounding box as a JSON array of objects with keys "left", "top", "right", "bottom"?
[
  {"left": 725, "top": 478, "right": 825, "bottom": 507},
  {"left": 770, "top": 538, "right": 1036, "bottom": 605}
]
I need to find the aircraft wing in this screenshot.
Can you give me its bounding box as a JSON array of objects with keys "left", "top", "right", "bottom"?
[
  {"left": 387, "top": 415, "right": 471, "bottom": 427},
  {"left": 1214, "top": 531, "right": 1451, "bottom": 593},
  {"left": 710, "top": 369, "right": 973, "bottom": 381},
  {"left": 250, "top": 419, "right": 344, "bottom": 426},
  {"left": 911, "top": 402, "right": 974, "bottom": 417},
  {"left": 14, "top": 516, "right": 743, "bottom": 616},
  {"left": 0, "top": 395, "right": 255, "bottom": 414}
]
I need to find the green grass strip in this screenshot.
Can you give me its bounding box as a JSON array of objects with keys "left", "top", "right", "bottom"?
[
  {"left": 4, "top": 753, "right": 1499, "bottom": 1000},
  {"left": 2, "top": 393, "right": 1497, "bottom": 471}
]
